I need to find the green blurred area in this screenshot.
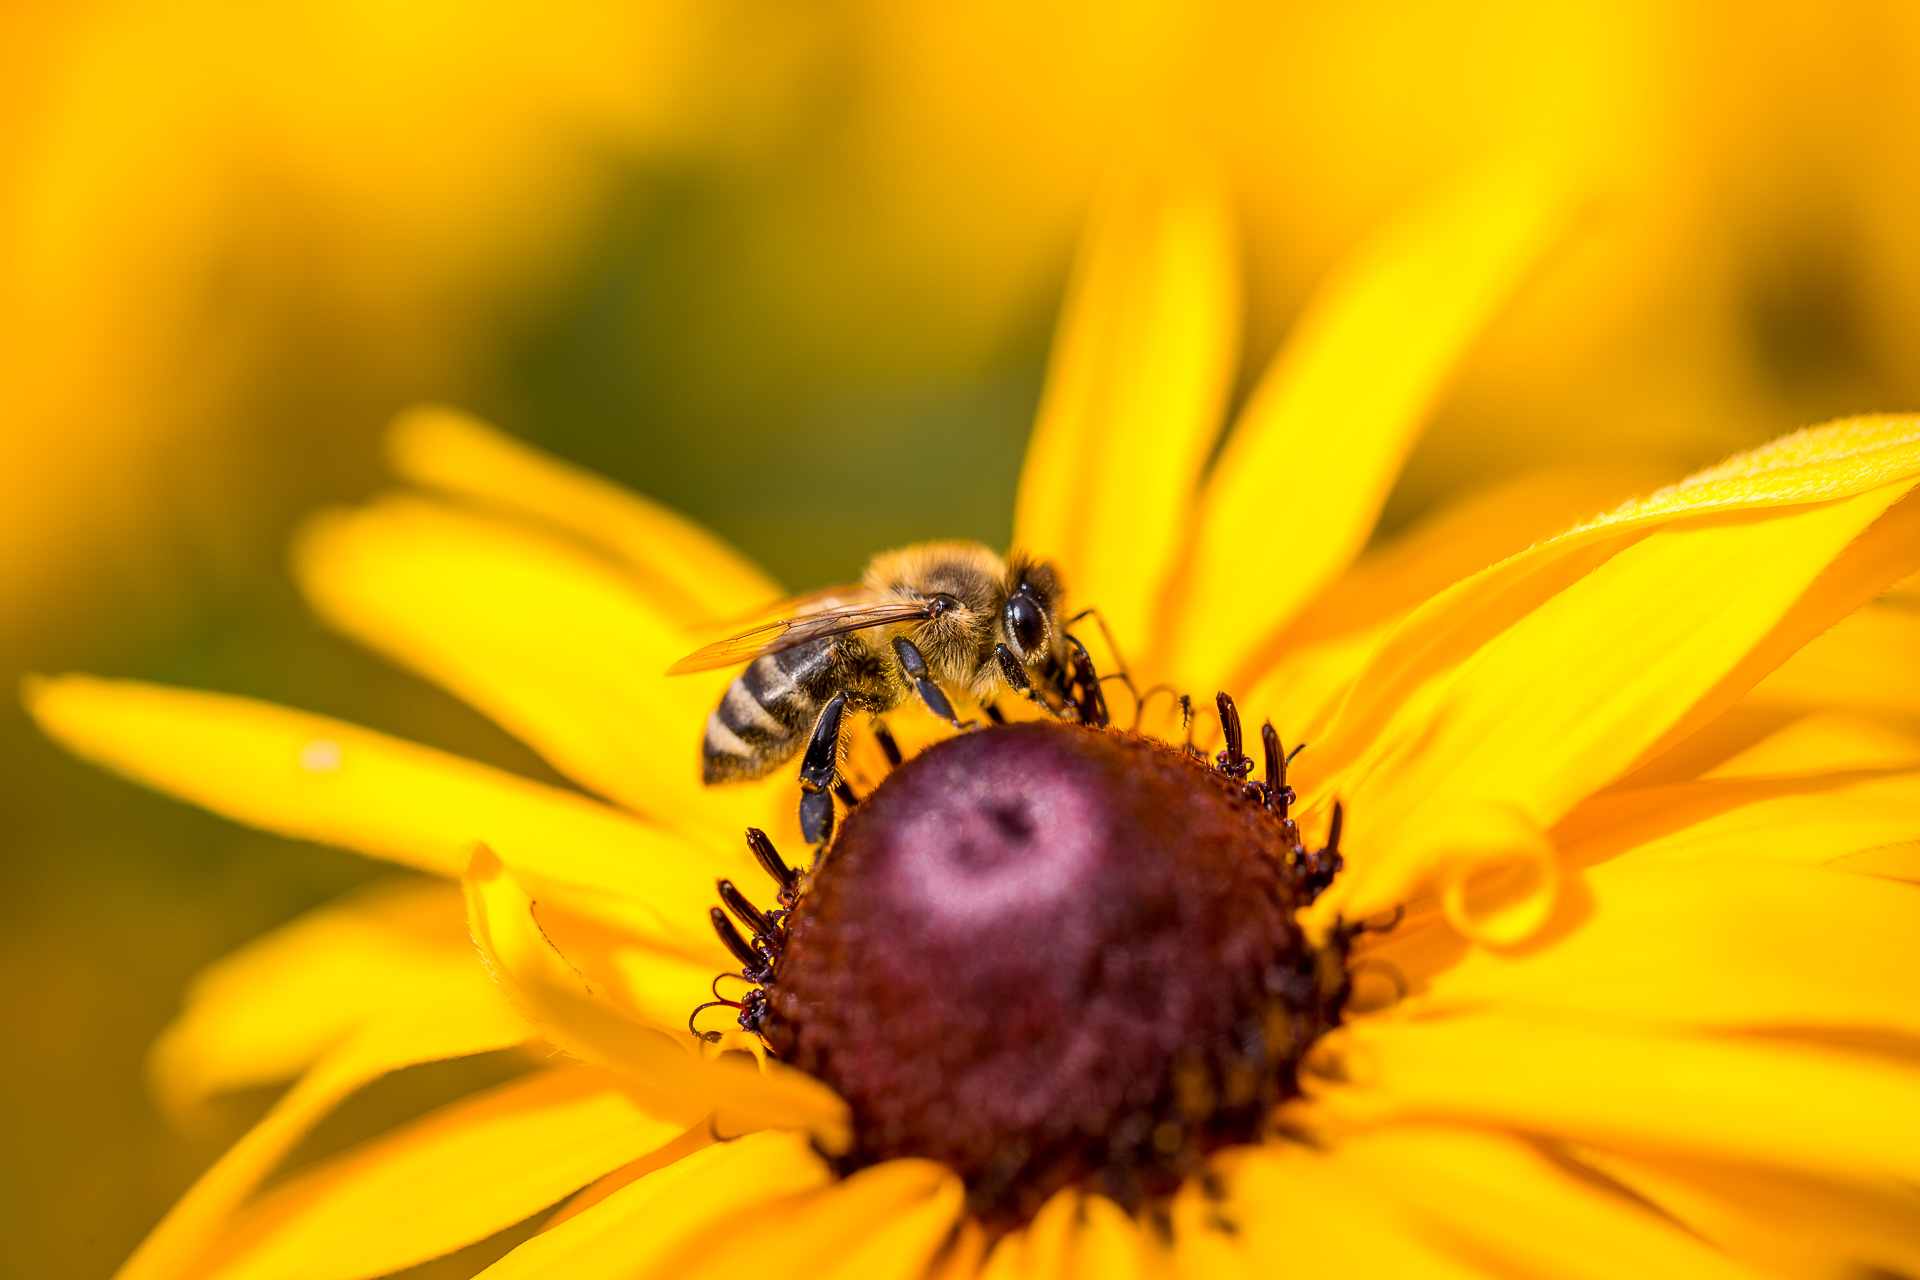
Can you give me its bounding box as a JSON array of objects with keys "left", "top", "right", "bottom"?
[{"left": 0, "top": 155, "right": 1056, "bottom": 1279}]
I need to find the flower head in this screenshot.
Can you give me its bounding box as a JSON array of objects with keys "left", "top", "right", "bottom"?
[{"left": 31, "top": 162, "right": 1920, "bottom": 1279}]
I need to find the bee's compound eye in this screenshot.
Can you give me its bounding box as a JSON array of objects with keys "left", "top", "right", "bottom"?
[{"left": 1006, "top": 594, "right": 1046, "bottom": 659}]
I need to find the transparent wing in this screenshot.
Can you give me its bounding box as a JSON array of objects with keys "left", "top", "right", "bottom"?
[
  {"left": 705, "top": 581, "right": 867, "bottom": 631},
  {"left": 667, "top": 596, "right": 936, "bottom": 675}
]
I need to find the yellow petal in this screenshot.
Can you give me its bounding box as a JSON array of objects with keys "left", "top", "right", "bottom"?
[
  {"left": 1632, "top": 476, "right": 1920, "bottom": 766},
  {"left": 388, "top": 404, "right": 780, "bottom": 624},
  {"left": 1326, "top": 1126, "right": 1755, "bottom": 1280},
  {"left": 509, "top": 1124, "right": 716, "bottom": 1235},
  {"left": 116, "top": 1000, "right": 532, "bottom": 1280},
  {"left": 1586, "top": 414, "right": 1920, "bottom": 524},
  {"left": 1575, "top": 1146, "right": 1920, "bottom": 1280},
  {"left": 1411, "top": 860, "right": 1920, "bottom": 1034},
  {"left": 1012, "top": 159, "right": 1239, "bottom": 661},
  {"left": 1703, "top": 711, "right": 1920, "bottom": 778},
  {"left": 977, "top": 1232, "right": 1026, "bottom": 1280},
  {"left": 148, "top": 878, "right": 498, "bottom": 1120},
  {"left": 475, "top": 1130, "right": 829, "bottom": 1280},
  {"left": 1068, "top": 1194, "right": 1161, "bottom": 1280},
  {"left": 1602, "top": 703, "right": 1805, "bottom": 789},
  {"left": 295, "top": 493, "right": 780, "bottom": 833},
  {"left": 1210, "top": 1142, "right": 1491, "bottom": 1279},
  {"left": 1319, "top": 478, "right": 1918, "bottom": 928},
  {"left": 647, "top": 1158, "right": 962, "bottom": 1280},
  {"left": 26, "top": 675, "right": 751, "bottom": 951},
  {"left": 201, "top": 1066, "right": 696, "bottom": 1280},
  {"left": 1318, "top": 1013, "right": 1920, "bottom": 1184},
  {"left": 1236, "top": 470, "right": 1658, "bottom": 740},
  {"left": 1164, "top": 160, "right": 1572, "bottom": 694},
  {"left": 1014, "top": 1186, "right": 1083, "bottom": 1280},
  {"left": 1166, "top": 1183, "right": 1258, "bottom": 1280},
  {"left": 1313, "top": 416, "right": 1920, "bottom": 804},
  {"left": 927, "top": 1219, "right": 991, "bottom": 1280},
  {"left": 1558, "top": 768, "right": 1920, "bottom": 873},
  {"left": 1286, "top": 468, "right": 1669, "bottom": 656},
  {"left": 799, "top": 1164, "right": 965, "bottom": 1280},
  {"left": 1830, "top": 843, "right": 1920, "bottom": 882},
  {"left": 1237, "top": 468, "right": 1654, "bottom": 747},
  {"left": 463, "top": 847, "right": 850, "bottom": 1151},
  {"left": 1748, "top": 603, "right": 1920, "bottom": 716}
]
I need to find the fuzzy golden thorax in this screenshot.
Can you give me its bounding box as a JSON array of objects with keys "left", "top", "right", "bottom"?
[{"left": 863, "top": 541, "right": 1012, "bottom": 692}]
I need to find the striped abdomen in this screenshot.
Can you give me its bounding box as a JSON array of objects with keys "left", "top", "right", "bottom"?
[{"left": 702, "top": 637, "right": 838, "bottom": 784}]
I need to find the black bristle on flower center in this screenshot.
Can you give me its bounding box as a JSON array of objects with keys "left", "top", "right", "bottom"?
[{"left": 696, "top": 701, "right": 1350, "bottom": 1231}]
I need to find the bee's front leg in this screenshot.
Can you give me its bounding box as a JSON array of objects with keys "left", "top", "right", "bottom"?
[
  {"left": 1061, "top": 634, "right": 1111, "bottom": 728},
  {"left": 891, "top": 637, "right": 970, "bottom": 731},
  {"left": 797, "top": 692, "right": 849, "bottom": 846},
  {"left": 994, "top": 643, "right": 1049, "bottom": 714}
]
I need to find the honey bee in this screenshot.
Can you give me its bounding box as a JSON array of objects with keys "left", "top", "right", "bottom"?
[{"left": 669, "top": 540, "right": 1113, "bottom": 845}]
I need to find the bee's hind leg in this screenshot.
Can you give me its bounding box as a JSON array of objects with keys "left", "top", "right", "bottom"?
[
  {"left": 797, "top": 692, "right": 849, "bottom": 847},
  {"left": 891, "top": 637, "right": 972, "bottom": 732}
]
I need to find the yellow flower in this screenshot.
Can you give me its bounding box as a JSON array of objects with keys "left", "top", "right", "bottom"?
[{"left": 30, "top": 159, "right": 1920, "bottom": 1280}]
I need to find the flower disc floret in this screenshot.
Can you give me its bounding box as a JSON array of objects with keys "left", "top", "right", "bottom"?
[{"left": 760, "top": 721, "right": 1350, "bottom": 1227}]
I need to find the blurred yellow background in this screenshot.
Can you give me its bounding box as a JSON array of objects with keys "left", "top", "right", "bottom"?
[{"left": 8, "top": 1, "right": 1920, "bottom": 1274}]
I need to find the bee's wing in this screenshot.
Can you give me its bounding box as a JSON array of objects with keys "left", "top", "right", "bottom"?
[
  {"left": 705, "top": 581, "right": 866, "bottom": 630},
  {"left": 666, "top": 596, "right": 937, "bottom": 675}
]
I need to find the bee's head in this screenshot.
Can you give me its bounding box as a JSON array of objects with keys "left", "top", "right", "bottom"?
[{"left": 1001, "top": 554, "right": 1063, "bottom": 667}]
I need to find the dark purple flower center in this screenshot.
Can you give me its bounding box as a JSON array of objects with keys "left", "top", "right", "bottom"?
[{"left": 757, "top": 721, "right": 1348, "bottom": 1227}]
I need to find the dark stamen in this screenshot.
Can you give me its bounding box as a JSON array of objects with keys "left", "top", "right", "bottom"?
[
  {"left": 1260, "top": 721, "right": 1290, "bottom": 815},
  {"left": 710, "top": 906, "right": 762, "bottom": 971},
  {"left": 689, "top": 999, "right": 742, "bottom": 1043},
  {"left": 745, "top": 827, "right": 797, "bottom": 893},
  {"left": 717, "top": 878, "right": 774, "bottom": 938},
  {"left": 1214, "top": 692, "right": 1250, "bottom": 780}
]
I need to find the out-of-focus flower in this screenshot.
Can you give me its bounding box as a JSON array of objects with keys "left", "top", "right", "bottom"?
[
  {"left": 21, "top": 0, "right": 1920, "bottom": 651},
  {"left": 0, "top": 0, "right": 815, "bottom": 647},
  {"left": 30, "top": 160, "right": 1920, "bottom": 1279}
]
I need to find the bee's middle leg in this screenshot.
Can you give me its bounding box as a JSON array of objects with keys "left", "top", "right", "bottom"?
[
  {"left": 797, "top": 691, "right": 849, "bottom": 846},
  {"left": 891, "top": 637, "right": 969, "bottom": 731}
]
